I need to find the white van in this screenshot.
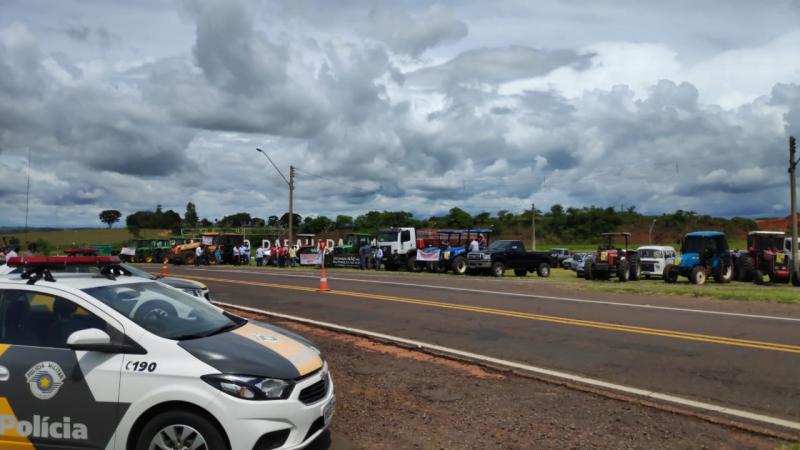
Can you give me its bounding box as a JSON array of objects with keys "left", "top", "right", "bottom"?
[{"left": 637, "top": 245, "right": 677, "bottom": 279}]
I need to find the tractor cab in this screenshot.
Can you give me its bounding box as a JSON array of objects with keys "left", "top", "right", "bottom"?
[
  {"left": 596, "top": 232, "right": 631, "bottom": 266},
  {"left": 334, "top": 233, "right": 373, "bottom": 256}
]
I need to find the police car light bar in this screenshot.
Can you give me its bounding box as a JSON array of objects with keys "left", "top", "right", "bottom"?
[{"left": 6, "top": 256, "right": 121, "bottom": 267}]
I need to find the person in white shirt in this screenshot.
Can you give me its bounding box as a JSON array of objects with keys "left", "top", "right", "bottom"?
[
  {"left": 232, "top": 245, "right": 240, "bottom": 266},
  {"left": 5, "top": 247, "right": 19, "bottom": 260},
  {"left": 256, "top": 246, "right": 265, "bottom": 266},
  {"left": 469, "top": 239, "right": 480, "bottom": 253},
  {"left": 194, "top": 245, "right": 203, "bottom": 267},
  {"left": 240, "top": 245, "right": 250, "bottom": 265}
]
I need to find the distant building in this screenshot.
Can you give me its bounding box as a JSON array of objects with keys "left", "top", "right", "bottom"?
[{"left": 755, "top": 215, "right": 800, "bottom": 231}]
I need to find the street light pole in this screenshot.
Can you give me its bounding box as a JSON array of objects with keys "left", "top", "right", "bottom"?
[
  {"left": 531, "top": 203, "right": 536, "bottom": 251},
  {"left": 789, "top": 136, "right": 798, "bottom": 285},
  {"left": 256, "top": 148, "right": 295, "bottom": 248}
]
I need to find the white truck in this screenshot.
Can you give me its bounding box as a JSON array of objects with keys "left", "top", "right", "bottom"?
[
  {"left": 636, "top": 245, "right": 677, "bottom": 279},
  {"left": 377, "top": 227, "right": 421, "bottom": 271}
]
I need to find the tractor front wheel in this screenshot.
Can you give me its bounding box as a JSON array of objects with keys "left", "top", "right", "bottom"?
[
  {"left": 663, "top": 264, "right": 678, "bottom": 283},
  {"left": 618, "top": 261, "right": 630, "bottom": 283},
  {"left": 714, "top": 263, "right": 732, "bottom": 284},
  {"left": 690, "top": 266, "right": 707, "bottom": 285},
  {"left": 452, "top": 256, "right": 467, "bottom": 275}
]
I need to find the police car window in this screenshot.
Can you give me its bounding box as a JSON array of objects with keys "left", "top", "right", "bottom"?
[
  {"left": 0, "top": 290, "right": 107, "bottom": 349},
  {"left": 83, "top": 282, "right": 242, "bottom": 340}
]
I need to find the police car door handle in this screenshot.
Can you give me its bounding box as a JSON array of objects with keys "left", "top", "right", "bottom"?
[{"left": 0, "top": 366, "right": 9, "bottom": 382}]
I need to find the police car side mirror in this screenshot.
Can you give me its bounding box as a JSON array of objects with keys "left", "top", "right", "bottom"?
[{"left": 67, "top": 328, "right": 119, "bottom": 353}]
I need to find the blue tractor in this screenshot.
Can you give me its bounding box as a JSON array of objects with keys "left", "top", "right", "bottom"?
[
  {"left": 419, "top": 228, "right": 493, "bottom": 275},
  {"left": 664, "top": 231, "right": 733, "bottom": 285}
]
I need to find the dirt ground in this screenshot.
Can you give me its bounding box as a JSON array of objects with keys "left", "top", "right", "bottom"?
[{"left": 233, "top": 310, "right": 791, "bottom": 450}]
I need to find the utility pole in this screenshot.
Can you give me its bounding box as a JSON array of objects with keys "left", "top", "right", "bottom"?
[
  {"left": 791, "top": 136, "right": 798, "bottom": 282},
  {"left": 289, "top": 165, "right": 295, "bottom": 249},
  {"left": 256, "top": 148, "right": 295, "bottom": 250},
  {"left": 531, "top": 203, "right": 536, "bottom": 251},
  {"left": 649, "top": 219, "right": 657, "bottom": 244}
]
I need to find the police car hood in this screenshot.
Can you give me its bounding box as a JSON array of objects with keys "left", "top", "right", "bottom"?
[
  {"left": 160, "top": 276, "right": 205, "bottom": 290},
  {"left": 178, "top": 321, "right": 323, "bottom": 379}
]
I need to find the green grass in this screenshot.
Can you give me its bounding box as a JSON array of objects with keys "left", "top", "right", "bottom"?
[
  {"left": 559, "top": 272, "right": 800, "bottom": 304},
  {"left": 1, "top": 228, "right": 169, "bottom": 250}
]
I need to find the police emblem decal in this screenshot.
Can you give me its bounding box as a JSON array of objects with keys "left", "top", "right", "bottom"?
[
  {"left": 25, "top": 361, "right": 66, "bottom": 400},
  {"left": 255, "top": 334, "right": 278, "bottom": 343}
]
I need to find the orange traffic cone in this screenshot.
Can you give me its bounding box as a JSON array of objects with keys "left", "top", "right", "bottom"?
[
  {"left": 161, "top": 260, "right": 169, "bottom": 276},
  {"left": 318, "top": 268, "right": 331, "bottom": 292}
]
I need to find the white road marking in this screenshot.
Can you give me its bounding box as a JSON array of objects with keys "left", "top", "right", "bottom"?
[
  {"left": 188, "top": 267, "right": 800, "bottom": 323},
  {"left": 216, "top": 301, "right": 800, "bottom": 433}
]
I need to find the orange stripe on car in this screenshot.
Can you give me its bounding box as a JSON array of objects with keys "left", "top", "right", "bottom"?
[{"left": 232, "top": 323, "right": 322, "bottom": 376}]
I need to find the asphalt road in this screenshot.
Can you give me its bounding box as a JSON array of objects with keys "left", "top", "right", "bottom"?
[{"left": 148, "top": 264, "right": 800, "bottom": 428}]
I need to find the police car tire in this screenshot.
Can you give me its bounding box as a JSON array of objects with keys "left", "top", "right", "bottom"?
[{"left": 136, "top": 410, "right": 228, "bottom": 450}]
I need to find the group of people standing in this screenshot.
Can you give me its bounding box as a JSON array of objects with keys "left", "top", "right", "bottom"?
[
  {"left": 255, "top": 245, "right": 298, "bottom": 268},
  {"left": 358, "top": 244, "right": 383, "bottom": 270}
]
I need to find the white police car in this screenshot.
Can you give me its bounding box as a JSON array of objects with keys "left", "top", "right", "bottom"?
[{"left": 0, "top": 256, "right": 334, "bottom": 449}]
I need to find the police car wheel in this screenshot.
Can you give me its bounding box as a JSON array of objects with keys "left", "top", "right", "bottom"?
[{"left": 137, "top": 411, "right": 227, "bottom": 450}]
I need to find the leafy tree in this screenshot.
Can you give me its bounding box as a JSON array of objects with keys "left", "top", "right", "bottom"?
[
  {"left": 335, "top": 215, "right": 354, "bottom": 229},
  {"left": 98, "top": 210, "right": 122, "bottom": 229},
  {"left": 279, "top": 213, "right": 302, "bottom": 229},
  {"left": 444, "top": 207, "right": 474, "bottom": 228},
  {"left": 184, "top": 202, "right": 199, "bottom": 227},
  {"left": 199, "top": 218, "right": 213, "bottom": 227},
  {"left": 267, "top": 216, "right": 279, "bottom": 227},
  {"left": 301, "top": 216, "right": 335, "bottom": 234},
  {"left": 219, "top": 212, "right": 252, "bottom": 227},
  {"left": 126, "top": 206, "right": 182, "bottom": 233}
]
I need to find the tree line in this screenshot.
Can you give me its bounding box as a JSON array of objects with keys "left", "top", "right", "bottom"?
[{"left": 111, "top": 203, "right": 758, "bottom": 243}]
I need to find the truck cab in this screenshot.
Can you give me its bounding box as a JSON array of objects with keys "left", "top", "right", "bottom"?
[
  {"left": 377, "top": 228, "right": 419, "bottom": 271},
  {"left": 637, "top": 245, "right": 677, "bottom": 279}
]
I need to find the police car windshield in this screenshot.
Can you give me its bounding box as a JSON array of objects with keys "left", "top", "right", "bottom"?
[{"left": 83, "top": 282, "right": 241, "bottom": 340}]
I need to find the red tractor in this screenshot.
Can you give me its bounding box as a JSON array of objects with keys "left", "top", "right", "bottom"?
[
  {"left": 585, "top": 232, "right": 641, "bottom": 282},
  {"left": 735, "top": 231, "right": 791, "bottom": 284}
]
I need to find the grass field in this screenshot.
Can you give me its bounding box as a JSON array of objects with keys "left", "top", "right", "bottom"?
[{"left": 1, "top": 228, "right": 170, "bottom": 250}]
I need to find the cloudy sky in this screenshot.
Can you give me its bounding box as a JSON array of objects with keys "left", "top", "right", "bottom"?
[{"left": 1, "top": 0, "right": 799, "bottom": 227}]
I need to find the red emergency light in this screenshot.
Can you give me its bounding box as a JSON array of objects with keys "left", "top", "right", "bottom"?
[{"left": 7, "top": 256, "right": 121, "bottom": 267}]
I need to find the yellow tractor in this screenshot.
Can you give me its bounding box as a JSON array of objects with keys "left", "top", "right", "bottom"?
[{"left": 168, "top": 232, "right": 247, "bottom": 265}]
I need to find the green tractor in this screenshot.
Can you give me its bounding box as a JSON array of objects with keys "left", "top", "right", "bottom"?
[{"left": 329, "top": 233, "right": 373, "bottom": 268}]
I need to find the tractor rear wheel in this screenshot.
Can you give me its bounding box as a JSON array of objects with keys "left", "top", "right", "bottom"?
[
  {"left": 537, "top": 263, "right": 551, "bottom": 278},
  {"left": 584, "top": 262, "right": 595, "bottom": 280},
  {"left": 452, "top": 256, "right": 467, "bottom": 275},
  {"left": 628, "top": 254, "right": 641, "bottom": 281},
  {"left": 690, "top": 266, "right": 707, "bottom": 285},
  {"left": 514, "top": 268, "right": 527, "bottom": 277},
  {"left": 738, "top": 255, "right": 755, "bottom": 282},
  {"left": 491, "top": 261, "right": 505, "bottom": 277},
  {"left": 618, "top": 261, "right": 630, "bottom": 282}
]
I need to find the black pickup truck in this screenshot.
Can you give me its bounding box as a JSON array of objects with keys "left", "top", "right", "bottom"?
[{"left": 467, "top": 240, "right": 555, "bottom": 277}]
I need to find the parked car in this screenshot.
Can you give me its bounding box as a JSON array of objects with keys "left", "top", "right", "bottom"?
[
  {"left": 636, "top": 246, "right": 677, "bottom": 279},
  {"left": 549, "top": 248, "right": 573, "bottom": 268},
  {"left": 576, "top": 254, "right": 594, "bottom": 278}
]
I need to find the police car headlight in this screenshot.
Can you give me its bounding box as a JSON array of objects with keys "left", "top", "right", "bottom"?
[
  {"left": 202, "top": 374, "right": 293, "bottom": 400},
  {"left": 181, "top": 288, "right": 203, "bottom": 297}
]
